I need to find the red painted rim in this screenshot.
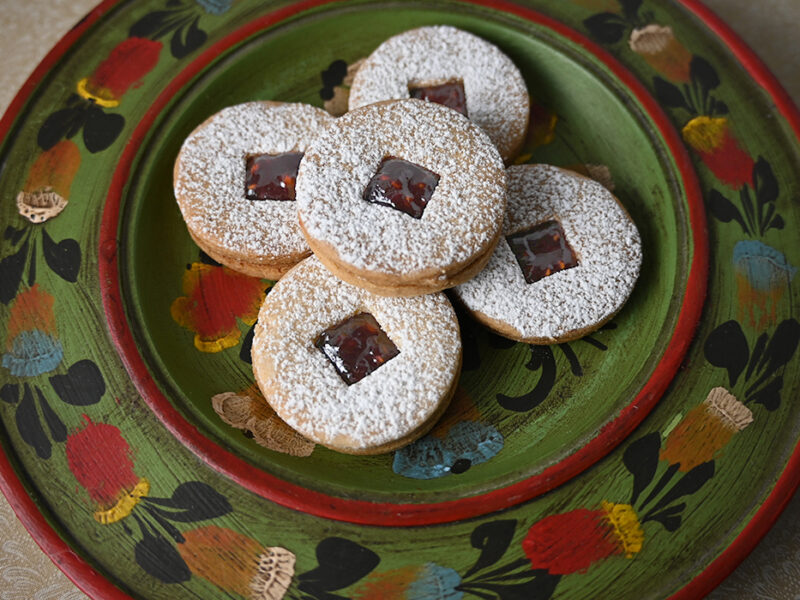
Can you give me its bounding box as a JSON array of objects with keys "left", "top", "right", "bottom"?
[
  {"left": 0, "top": 0, "right": 797, "bottom": 599},
  {"left": 665, "top": 3, "right": 800, "bottom": 597},
  {"left": 98, "top": 0, "right": 707, "bottom": 527}
]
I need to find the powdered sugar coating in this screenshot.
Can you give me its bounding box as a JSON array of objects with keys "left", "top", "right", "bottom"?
[
  {"left": 252, "top": 256, "right": 461, "bottom": 451},
  {"left": 296, "top": 99, "right": 506, "bottom": 280},
  {"left": 348, "top": 26, "right": 530, "bottom": 161},
  {"left": 174, "top": 102, "right": 334, "bottom": 262},
  {"left": 453, "top": 165, "right": 642, "bottom": 342}
]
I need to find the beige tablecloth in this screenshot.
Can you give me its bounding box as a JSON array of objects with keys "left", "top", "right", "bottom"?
[{"left": 1, "top": 1, "right": 799, "bottom": 598}]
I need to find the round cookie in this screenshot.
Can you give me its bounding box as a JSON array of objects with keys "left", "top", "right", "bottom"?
[
  {"left": 348, "top": 25, "right": 530, "bottom": 163},
  {"left": 174, "top": 101, "right": 334, "bottom": 280},
  {"left": 295, "top": 99, "right": 506, "bottom": 297},
  {"left": 452, "top": 164, "right": 643, "bottom": 344},
  {"left": 251, "top": 256, "right": 462, "bottom": 455}
]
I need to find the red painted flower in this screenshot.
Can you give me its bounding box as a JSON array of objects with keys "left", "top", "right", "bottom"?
[
  {"left": 682, "top": 116, "right": 755, "bottom": 188},
  {"left": 171, "top": 263, "right": 268, "bottom": 352},
  {"left": 65, "top": 415, "right": 149, "bottom": 524},
  {"left": 178, "top": 526, "right": 294, "bottom": 599},
  {"left": 78, "top": 38, "right": 163, "bottom": 106},
  {"left": 522, "top": 502, "right": 643, "bottom": 575}
]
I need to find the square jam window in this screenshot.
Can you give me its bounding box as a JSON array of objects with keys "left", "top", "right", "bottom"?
[
  {"left": 506, "top": 220, "right": 579, "bottom": 284},
  {"left": 315, "top": 312, "right": 400, "bottom": 385},
  {"left": 409, "top": 80, "right": 468, "bottom": 117},
  {"left": 245, "top": 151, "right": 304, "bottom": 201},
  {"left": 362, "top": 157, "right": 440, "bottom": 219}
]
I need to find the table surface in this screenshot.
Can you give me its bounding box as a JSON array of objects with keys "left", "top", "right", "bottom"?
[{"left": 1, "top": 0, "right": 799, "bottom": 598}]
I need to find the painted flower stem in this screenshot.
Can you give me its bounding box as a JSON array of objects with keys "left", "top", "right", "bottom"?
[
  {"left": 141, "top": 503, "right": 185, "bottom": 543},
  {"left": 705, "top": 321, "right": 800, "bottom": 410},
  {"left": 16, "top": 383, "right": 51, "bottom": 459},
  {"left": 27, "top": 241, "right": 36, "bottom": 287},
  {"left": 35, "top": 386, "right": 67, "bottom": 442},
  {"left": 746, "top": 373, "right": 777, "bottom": 401},
  {"left": 683, "top": 83, "right": 698, "bottom": 114},
  {"left": 638, "top": 462, "right": 679, "bottom": 509},
  {"left": 0, "top": 227, "right": 81, "bottom": 304},
  {"left": 460, "top": 557, "right": 530, "bottom": 585},
  {"left": 762, "top": 203, "right": 776, "bottom": 236},
  {"left": 739, "top": 186, "right": 757, "bottom": 234}
]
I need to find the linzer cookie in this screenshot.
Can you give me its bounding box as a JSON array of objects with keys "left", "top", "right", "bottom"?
[
  {"left": 452, "top": 164, "right": 642, "bottom": 343},
  {"left": 295, "top": 99, "right": 506, "bottom": 297},
  {"left": 348, "top": 25, "right": 530, "bottom": 162},
  {"left": 251, "top": 256, "right": 462, "bottom": 455},
  {"left": 173, "top": 101, "right": 334, "bottom": 279}
]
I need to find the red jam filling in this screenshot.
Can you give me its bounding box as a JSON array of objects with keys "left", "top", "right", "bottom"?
[
  {"left": 245, "top": 152, "right": 304, "bottom": 201},
  {"left": 315, "top": 312, "right": 400, "bottom": 385},
  {"left": 362, "top": 157, "right": 440, "bottom": 219},
  {"left": 507, "top": 220, "right": 579, "bottom": 284},
  {"left": 409, "top": 80, "right": 468, "bottom": 116}
]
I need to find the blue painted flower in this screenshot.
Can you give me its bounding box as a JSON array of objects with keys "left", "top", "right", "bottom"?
[
  {"left": 408, "top": 563, "right": 463, "bottom": 600},
  {"left": 1, "top": 285, "right": 106, "bottom": 461},
  {"left": 194, "top": 0, "right": 233, "bottom": 14},
  {"left": 3, "top": 329, "right": 64, "bottom": 377},
  {"left": 734, "top": 240, "right": 797, "bottom": 328},
  {"left": 2, "top": 285, "right": 63, "bottom": 377},
  {"left": 734, "top": 240, "right": 796, "bottom": 290},
  {"left": 353, "top": 562, "right": 462, "bottom": 600},
  {"left": 393, "top": 421, "right": 504, "bottom": 480}
]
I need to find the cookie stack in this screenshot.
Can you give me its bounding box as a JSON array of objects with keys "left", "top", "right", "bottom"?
[{"left": 173, "top": 26, "right": 642, "bottom": 455}]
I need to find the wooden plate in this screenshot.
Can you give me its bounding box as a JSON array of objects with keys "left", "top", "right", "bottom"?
[{"left": 1, "top": 1, "right": 798, "bottom": 598}]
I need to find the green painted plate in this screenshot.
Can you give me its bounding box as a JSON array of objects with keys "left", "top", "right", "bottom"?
[{"left": 1, "top": 0, "right": 799, "bottom": 598}]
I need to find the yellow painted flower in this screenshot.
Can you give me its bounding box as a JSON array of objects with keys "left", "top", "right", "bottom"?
[{"left": 601, "top": 501, "right": 644, "bottom": 558}]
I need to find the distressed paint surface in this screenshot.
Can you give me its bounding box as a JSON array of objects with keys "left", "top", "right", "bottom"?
[{"left": 0, "top": 1, "right": 798, "bottom": 599}]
